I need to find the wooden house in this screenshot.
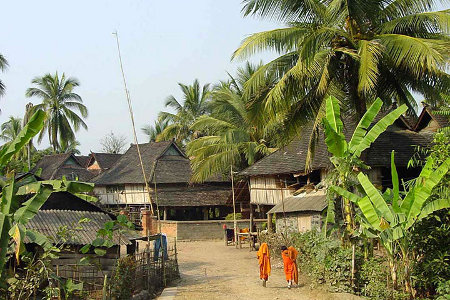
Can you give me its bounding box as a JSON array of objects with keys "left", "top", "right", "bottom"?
[
  {"left": 93, "top": 141, "right": 236, "bottom": 221},
  {"left": 240, "top": 105, "right": 441, "bottom": 231},
  {"left": 268, "top": 189, "right": 327, "bottom": 233},
  {"left": 33, "top": 152, "right": 97, "bottom": 181}
]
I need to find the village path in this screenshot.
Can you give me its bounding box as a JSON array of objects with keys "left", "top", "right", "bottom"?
[{"left": 164, "top": 240, "right": 361, "bottom": 300}]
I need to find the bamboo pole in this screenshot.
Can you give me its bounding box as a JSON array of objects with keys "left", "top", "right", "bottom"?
[
  {"left": 231, "top": 165, "right": 237, "bottom": 247},
  {"left": 113, "top": 31, "right": 154, "bottom": 215}
]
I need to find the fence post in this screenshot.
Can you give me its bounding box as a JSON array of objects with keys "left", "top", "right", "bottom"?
[
  {"left": 102, "top": 275, "right": 108, "bottom": 300},
  {"left": 174, "top": 237, "right": 179, "bottom": 276}
]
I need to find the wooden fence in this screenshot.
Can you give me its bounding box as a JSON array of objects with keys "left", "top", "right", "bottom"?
[{"left": 56, "top": 240, "right": 179, "bottom": 299}]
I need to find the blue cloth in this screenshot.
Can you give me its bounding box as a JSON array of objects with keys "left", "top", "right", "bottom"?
[{"left": 153, "top": 234, "right": 168, "bottom": 261}]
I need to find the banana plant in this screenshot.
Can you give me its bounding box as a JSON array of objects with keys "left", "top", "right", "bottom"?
[
  {"left": 322, "top": 96, "right": 407, "bottom": 241},
  {"left": 0, "top": 110, "right": 95, "bottom": 287},
  {"left": 332, "top": 151, "right": 450, "bottom": 293}
]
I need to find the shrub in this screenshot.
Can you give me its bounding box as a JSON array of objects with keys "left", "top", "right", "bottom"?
[
  {"left": 359, "top": 257, "right": 390, "bottom": 299},
  {"left": 110, "top": 256, "right": 136, "bottom": 300},
  {"left": 225, "top": 213, "right": 242, "bottom": 220},
  {"left": 291, "top": 230, "right": 359, "bottom": 293}
]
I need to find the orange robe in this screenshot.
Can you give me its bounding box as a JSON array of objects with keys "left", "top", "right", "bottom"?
[
  {"left": 281, "top": 246, "right": 298, "bottom": 284},
  {"left": 257, "top": 243, "right": 271, "bottom": 280}
]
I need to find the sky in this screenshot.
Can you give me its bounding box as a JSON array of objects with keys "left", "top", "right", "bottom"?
[{"left": 0, "top": 0, "right": 279, "bottom": 154}]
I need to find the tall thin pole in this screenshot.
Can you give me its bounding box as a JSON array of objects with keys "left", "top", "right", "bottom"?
[
  {"left": 113, "top": 31, "right": 154, "bottom": 215},
  {"left": 231, "top": 165, "right": 237, "bottom": 244}
]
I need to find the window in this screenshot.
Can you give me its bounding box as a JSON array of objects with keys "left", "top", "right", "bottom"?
[{"left": 106, "top": 185, "right": 125, "bottom": 193}]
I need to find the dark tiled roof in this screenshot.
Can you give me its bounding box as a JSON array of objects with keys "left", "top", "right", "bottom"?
[
  {"left": 155, "top": 184, "right": 231, "bottom": 207},
  {"left": 76, "top": 155, "right": 90, "bottom": 168},
  {"left": 25, "top": 210, "right": 131, "bottom": 245},
  {"left": 240, "top": 122, "right": 433, "bottom": 176},
  {"left": 268, "top": 190, "right": 327, "bottom": 214},
  {"left": 94, "top": 141, "right": 179, "bottom": 185},
  {"left": 33, "top": 153, "right": 73, "bottom": 179},
  {"left": 90, "top": 153, "right": 122, "bottom": 170}
]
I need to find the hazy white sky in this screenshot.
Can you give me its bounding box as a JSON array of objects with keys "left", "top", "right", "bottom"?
[{"left": 1, "top": 0, "right": 278, "bottom": 154}]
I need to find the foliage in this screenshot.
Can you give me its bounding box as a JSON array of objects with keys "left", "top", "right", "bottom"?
[
  {"left": 142, "top": 119, "right": 169, "bottom": 142},
  {"left": 224, "top": 213, "right": 242, "bottom": 220},
  {"left": 436, "top": 280, "right": 450, "bottom": 300},
  {"left": 0, "top": 53, "right": 8, "bottom": 97},
  {"left": 410, "top": 210, "right": 450, "bottom": 298},
  {"left": 322, "top": 96, "right": 407, "bottom": 241},
  {"left": 79, "top": 214, "right": 134, "bottom": 258},
  {"left": 100, "top": 131, "right": 127, "bottom": 154},
  {"left": 333, "top": 151, "right": 450, "bottom": 295},
  {"left": 291, "top": 230, "right": 359, "bottom": 293},
  {"left": 157, "top": 79, "right": 210, "bottom": 145},
  {"left": 233, "top": 0, "right": 449, "bottom": 155},
  {"left": 110, "top": 255, "right": 136, "bottom": 300},
  {"left": 26, "top": 72, "right": 88, "bottom": 152},
  {"left": 359, "top": 257, "right": 390, "bottom": 299},
  {"left": 59, "top": 139, "right": 81, "bottom": 155},
  {"left": 186, "top": 63, "right": 278, "bottom": 182}
]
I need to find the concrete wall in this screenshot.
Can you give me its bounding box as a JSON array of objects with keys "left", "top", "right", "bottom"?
[{"left": 160, "top": 219, "right": 266, "bottom": 240}]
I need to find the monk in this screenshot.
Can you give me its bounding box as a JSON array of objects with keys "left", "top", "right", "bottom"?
[
  {"left": 281, "top": 245, "right": 299, "bottom": 289},
  {"left": 257, "top": 242, "right": 271, "bottom": 287}
]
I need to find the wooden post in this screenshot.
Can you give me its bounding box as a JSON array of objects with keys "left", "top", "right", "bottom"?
[
  {"left": 249, "top": 204, "right": 254, "bottom": 232},
  {"left": 102, "top": 275, "right": 108, "bottom": 300},
  {"left": 267, "top": 212, "right": 272, "bottom": 233},
  {"left": 163, "top": 207, "right": 168, "bottom": 220}
]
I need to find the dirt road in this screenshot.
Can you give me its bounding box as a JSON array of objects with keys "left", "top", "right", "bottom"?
[{"left": 168, "top": 240, "right": 360, "bottom": 300}]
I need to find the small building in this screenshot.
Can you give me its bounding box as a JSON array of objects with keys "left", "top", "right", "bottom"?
[{"left": 267, "top": 189, "right": 327, "bottom": 233}]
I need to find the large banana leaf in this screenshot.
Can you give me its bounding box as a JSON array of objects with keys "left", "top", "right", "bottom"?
[
  {"left": 14, "top": 183, "right": 53, "bottom": 224},
  {"left": 331, "top": 186, "right": 361, "bottom": 203},
  {"left": 352, "top": 104, "right": 408, "bottom": 157},
  {"left": 323, "top": 118, "right": 347, "bottom": 157},
  {"left": 391, "top": 151, "right": 401, "bottom": 213},
  {"left": 0, "top": 182, "right": 15, "bottom": 272},
  {"left": 358, "top": 172, "right": 394, "bottom": 224},
  {"left": 405, "top": 158, "right": 450, "bottom": 228},
  {"left": 416, "top": 198, "right": 450, "bottom": 223},
  {"left": 0, "top": 110, "right": 46, "bottom": 166},
  {"left": 348, "top": 98, "right": 382, "bottom": 151},
  {"left": 325, "top": 96, "right": 344, "bottom": 133},
  {"left": 357, "top": 196, "right": 382, "bottom": 231}
]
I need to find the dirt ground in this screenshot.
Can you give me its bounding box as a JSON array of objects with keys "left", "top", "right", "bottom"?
[{"left": 169, "top": 240, "right": 361, "bottom": 300}]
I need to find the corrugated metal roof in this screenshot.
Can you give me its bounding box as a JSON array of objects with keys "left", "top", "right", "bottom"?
[
  {"left": 268, "top": 190, "right": 327, "bottom": 214},
  {"left": 25, "top": 210, "right": 133, "bottom": 245}
]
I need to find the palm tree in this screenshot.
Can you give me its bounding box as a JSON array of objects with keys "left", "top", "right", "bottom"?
[
  {"left": 0, "top": 116, "right": 26, "bottom": 159},
  {"left": 0, "top": 54, "right": 8, "bottom": 97},
  {"left": 26, "top": 72, "right": 88, "bottom": 152},
  {"left": 59, "top": 139, "right": 81, "bottom": 155},
  {"left": 187, "top": 63, "right": 279, "bottom": 182},
  {"left": 141, "top": 119, "right": 169, "bottom": 142},
  {"left": 157, "top": 79, "right": 210, "bottom": 145},
  {"left": 233, "top": 0, "right": 450, "bottom": 144}
]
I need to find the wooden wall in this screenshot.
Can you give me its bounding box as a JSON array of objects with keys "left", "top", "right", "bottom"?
[
  {"left": 249, "top": 176, "right": 294, "bottom": 205},
  {"left": 94, "top": 184, "right": 151, "bottom": 205}
]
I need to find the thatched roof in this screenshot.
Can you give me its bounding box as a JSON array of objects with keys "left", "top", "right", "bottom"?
[
  {"left": 240, "top": 112, "right": 433, "bottom": 177},
  {"left": 156, "top": 184, "right": 232, "bottom": 207},
  {"left": 94, "top": 141, "right": 223, "bottom": 185},
  {"left": 33, "top": 153, "right": 97, "bottom": 181},
  {"left": 88, "top": 152, "right": 122, "bottom": 170}
]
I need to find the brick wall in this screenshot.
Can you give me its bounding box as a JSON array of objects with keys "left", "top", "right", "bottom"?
[{"left": 159, "top": 219, "right": 266, "bottom": 240}]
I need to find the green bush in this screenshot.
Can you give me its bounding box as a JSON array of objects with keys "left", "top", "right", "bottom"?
[
  {"left": 359, "top": 257, "right": 390, "bottom": 299},
  {"left": 110, "top": 256, "right": 136, "bottom": 300},
  {"left": 225, "top": 213, "right": 242, "bottom": 220},
  {"left": 291, "top": 230, "right": 359, "bottom": 293}
]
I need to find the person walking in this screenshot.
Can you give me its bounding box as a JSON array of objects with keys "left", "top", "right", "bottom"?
[
  {"left": 281, "top": 245, "right": 298, "bottom": 289},
  {"left": 257, "top": 242, "right": 271, "bottom": 287}
]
